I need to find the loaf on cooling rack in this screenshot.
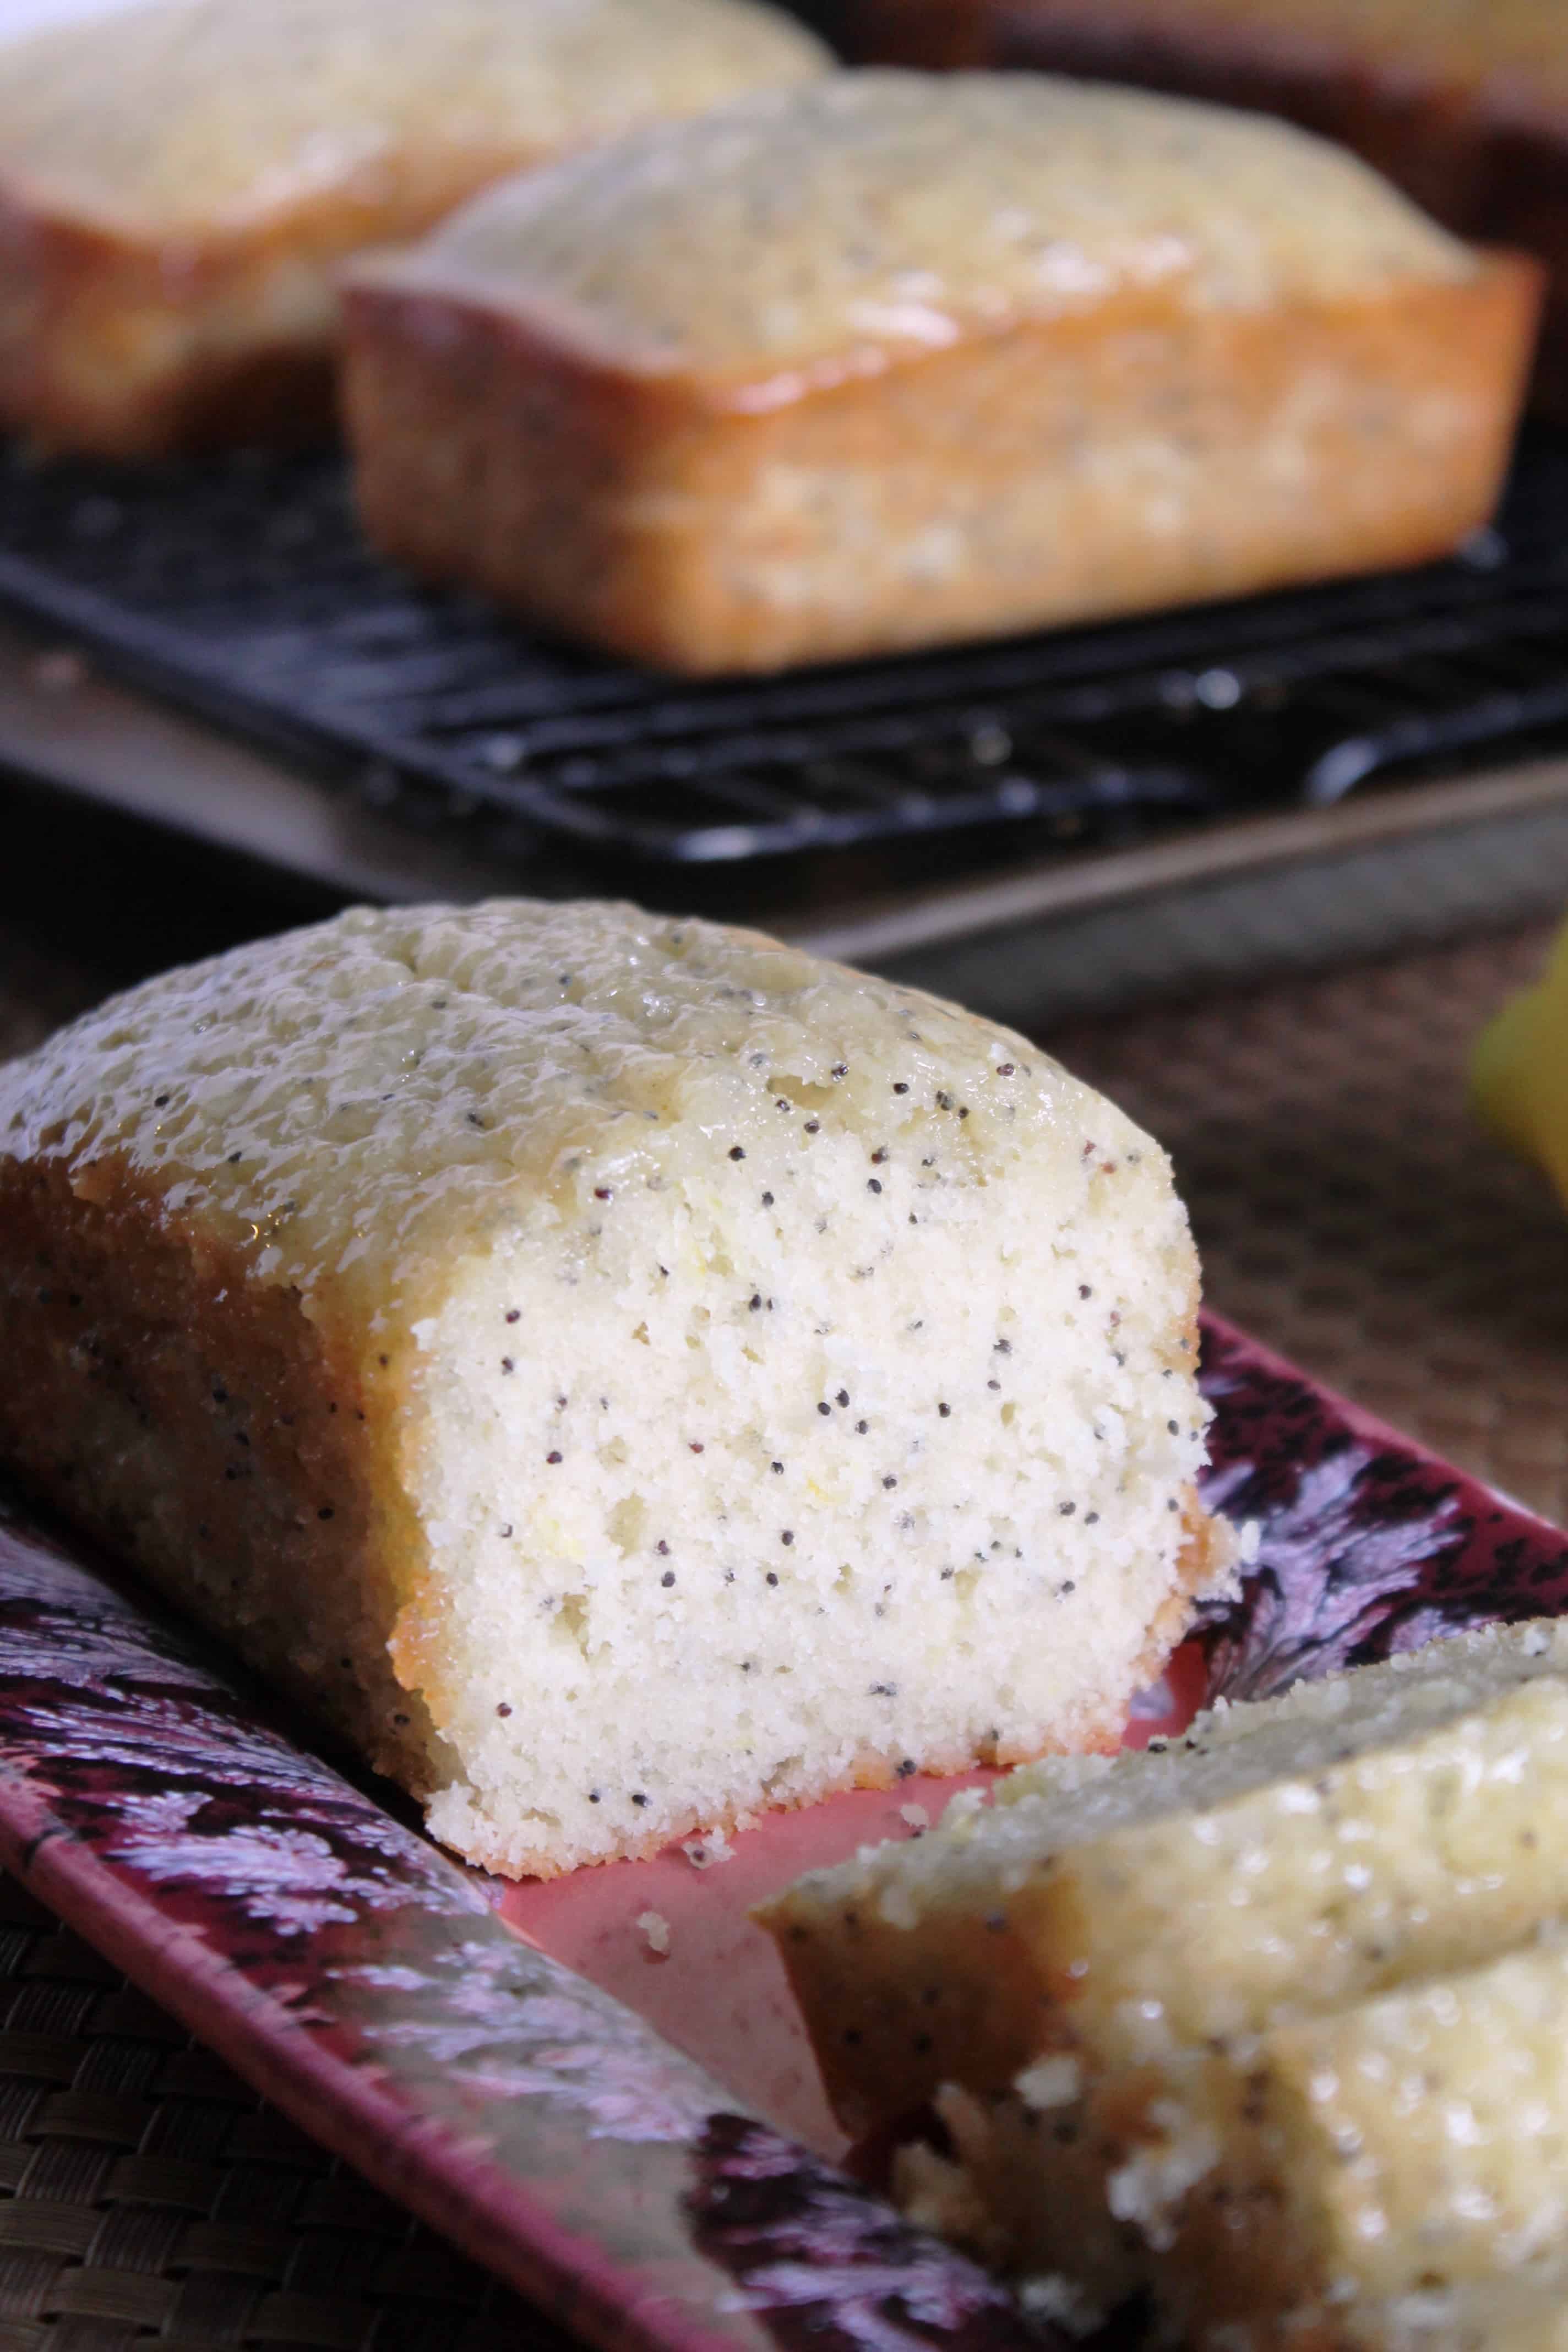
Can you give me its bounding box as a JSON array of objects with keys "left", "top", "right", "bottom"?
[
  {"left": 340, "top": 69, "right": 1540, "bottom": 676},
  {"left": 0, "top": 0, "right": 828, "bottom": 457},
  {"left": 0, "top": 897, "right": 1235, "bottom": 1877}
]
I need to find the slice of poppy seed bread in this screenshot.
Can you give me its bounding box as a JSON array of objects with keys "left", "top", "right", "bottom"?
[
  {"left": 758, "top": 1617, "right": 1568, "bottom": 2135},
  {"left": 899, "top": 1963, "right": 1568, "bottom": 2352},
  {"left": 897, "top": 1925, "right": 1568, "bottom": 2347},
  {"left": 0, "top": 897, "right": 1233, "bottom": 1877}
]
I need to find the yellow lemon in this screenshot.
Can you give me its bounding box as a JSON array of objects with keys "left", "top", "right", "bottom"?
[{"left": 1473, "top": 925, "right": 1568, "bottom": 1199}]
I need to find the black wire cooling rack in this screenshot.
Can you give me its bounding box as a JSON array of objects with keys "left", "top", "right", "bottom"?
[{"left": 2, "top": 432, "right": 1568, "bottom": 865}]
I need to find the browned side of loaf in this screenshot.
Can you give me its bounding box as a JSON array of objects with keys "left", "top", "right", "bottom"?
[
  {"left": 0, "top": 1152, "right": 440, "bottom": 1789},
  {"left": 0, "top": 145, "right": 534, "bottom": 458},
  {"left": 819, "top": 2, "right": 1568, "bottom": 421},
  {"left": 766, "top": 1876, "right": 1076, "bottom": 2144},
  {"left": 341, "top": 260, "right": 1539, "bottom": 677},
  {"left": 0, "top": 221, "right": 342, "bottom": 458}
]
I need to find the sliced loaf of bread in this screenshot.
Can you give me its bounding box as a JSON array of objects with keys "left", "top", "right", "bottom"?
[{"left": 0, "top": 897, "right": 1232, "bottom": 1876}]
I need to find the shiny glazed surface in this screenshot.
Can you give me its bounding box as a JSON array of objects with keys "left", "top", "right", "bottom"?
[
  {"left": 0, "top": 898, "right": 1125, "bottom": 1336},
  {"left": 380, "top": 70, "right": 1477, "bottom": 385},
  {"left": 0, "top": 0, "right": 827, "bottom": 237}
]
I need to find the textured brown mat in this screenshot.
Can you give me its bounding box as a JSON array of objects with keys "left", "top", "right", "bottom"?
[
  {"left": 0, "top": 1876, "right": 570, "bottom": 2352},
  {"left": 1047, "top": 923, "right": 1568, "bottom": 1526}
]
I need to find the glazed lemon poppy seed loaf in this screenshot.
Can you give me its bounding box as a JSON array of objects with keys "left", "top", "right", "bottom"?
[
  {"left": 340, "top": 70, "right": 1540, "bottom": 675},
  {"left": 0, "top": 900, "right": 1233, "bottom": 1878},
  {"left": 0, "top": 0, "right": 828, "bottom": 456}
]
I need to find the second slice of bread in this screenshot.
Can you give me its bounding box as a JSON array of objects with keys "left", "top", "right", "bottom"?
[
  {"left": 762, "top": 1618, "right": 1568, "bottom": 2347},
  {"left": 759, "top": 1619, "right": 1568, "bottom": 2134},
  {"left": 900, "top": 1932, "right": 1568, "bottom": 2343}
]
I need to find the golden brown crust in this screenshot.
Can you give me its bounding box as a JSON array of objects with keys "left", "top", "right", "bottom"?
[
  {"left": 0, "top": 149, "right": 545, "bottom": 458},
  {"left": 342, "top": 258, "right": 1540, "bottom": 675},
  {"left": 766, "top": 1877, "right": 1066, "bottom": 2141},
  {"left": 0, "top": 1151, "right": 442, "bottom": 1791},
  {"left": 1124, "top": 1482, "right": 1237, "bottom": 1716}
]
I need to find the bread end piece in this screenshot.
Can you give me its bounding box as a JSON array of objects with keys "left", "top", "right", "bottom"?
[
  {"left": 890, "top": 1942, "right": 1568, "bottom": 2348},
  {"left": 0, "top": 198, "right": 347, "bottom": 458}
]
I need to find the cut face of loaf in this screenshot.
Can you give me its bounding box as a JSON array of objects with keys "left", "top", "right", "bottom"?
[
  {"left": 341, "top": 69, "right": 1540, "bottom": 674},
  {"left": 0, "top": 0, "right": 828, "bottom": 456},
  {"left": 0, "top": 899, "right": 1232, "bottom": 1878},
  {"left": 758, "top": 1617, "right": 1568, "bottom": 2135}
]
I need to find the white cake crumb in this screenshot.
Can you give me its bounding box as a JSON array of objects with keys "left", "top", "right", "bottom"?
[
  {"left": 1017, "top": 2275, "right": 1108, "bottom": 2338},
  {"left": 900, "top": 1802, "right": 930, "bottom": 1830},
  {"left": 894, "top": 2136, "right": 992, "bottom": 2248},
  {"left": 682, "top": 1828, "right": 734, "bottom": 1868},
  {"left": 636, "top": 1909, "right": 672, "bottom": 1956},
  {"left": 1016, "top": 2054, "right": 1082, "bottom": 2110},
  {"left": 877, "top": 1881, "right": 922, "bottom": 1930},
  {"left": 1107, "top": 2100, "right": 1222, "bottom": 2248}
]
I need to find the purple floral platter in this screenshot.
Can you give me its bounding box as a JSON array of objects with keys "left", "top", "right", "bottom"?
[{"left": 0, "top": 1311, "right": 1564, "bottom": 2352}]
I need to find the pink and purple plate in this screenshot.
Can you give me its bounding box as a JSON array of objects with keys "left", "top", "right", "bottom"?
[{"left": 0, "top": 1315, "right": 1561, "bottom": 2352}]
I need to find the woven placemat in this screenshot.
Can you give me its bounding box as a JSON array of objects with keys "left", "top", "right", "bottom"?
[
  {"left": 0, "top": 1875, "right": 573, "bottom": 2352},
  {"left": 1046, "top": 922, "right": 1568, "bottom": 1525}
]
